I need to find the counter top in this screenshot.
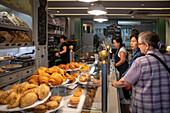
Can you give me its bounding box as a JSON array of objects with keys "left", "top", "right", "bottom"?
[{"left": 56, "top": 76, "right": 120, "bottom": 113}]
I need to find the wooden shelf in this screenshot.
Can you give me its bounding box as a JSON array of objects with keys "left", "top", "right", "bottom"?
[
  {"left": 0, "top": 42, "right": 33, "bottom": 49},
  {"left": 0, "top": 1, "right": 31, "bottom": 16},
  {"left": 0, "top": 23, "right": 31, "bottom": 32}
]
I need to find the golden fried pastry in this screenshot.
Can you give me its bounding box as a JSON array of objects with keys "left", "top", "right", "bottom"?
[
  {"left": 0, "top": 68, "right": 6, "bottom": 73},
  {"left": 35, "top": 67, "right": 48, "bottom": 75},
  {"left": 45, "top": 67, "right": 54, "bottom": 74},
  {"left": 0, "top": 90, "right": 4, "bottom": 96},
  {"left": 49, "top": 95, "right": 62, "bottom": 103},
  {"left": 71, "top": 72, "right": 80, "bottom": 78},
  {"left": 84, "top": 95, "right": 92, "bottom": 107},
  {"left": 17, "top": 82, "right": 29, "bottom": 94},
  {"left": 66, "top": 74, "right": 76, "bottom": 84},
  {"left": 57, "top": 68, "right": 65, "bottom": 75},
  {"left": 69, "top": 64, "right": 76, "bottom": 69},
  {"left": 20, "top": 92, "right": 38, "bottom": 108},
  {"left": 46, "top": 101, "right": 59, "bottom": 110},
  {"left": 18, "top": 84, "right": 38, "bottom": 94},
  {"left": 58, "top": 64, "right": 66, "bottom": 70},
  {"left": 34, "top": 105, "right": 47, "bottom": 113},
  {"left": 24, "top": 87, "right": 38, "bottom": 95},
  {"left": 10, "top": 84, "right": 20, "bottom": 92},
  {"left": 5, "top": 92, "right": 17, "bottom": 104},
  {"left": 49, "top": 73, "right": 63, "bottom": 86},
  {"left": 28, "top": 75, "right": 39, "bottom": 85},
  {"left": 37, "top": 84, "right": 50, "bottom": 100},
  {"left": 74, "top": 88, "right": 83, "bottom": 97},
  {"left": 79, "top": 74, "right": 88, "bottom": 82},
  {"left": 74, "top": 62, "right": 80, "bottom": 68},
  {"left": 38, "top": 75, "right": 49, "bottom": 86},
  {"left": 70, "top": 96, "right": 80, "bottom": 106},
  {"left": 0, "top": 89, "right": 14, "bottom": 104},
  {"left": 8, "top": 94, "right": 21, "bottom": 109},
  {"left": 39, "top": 72, "right": 50, "bottom": 78}
]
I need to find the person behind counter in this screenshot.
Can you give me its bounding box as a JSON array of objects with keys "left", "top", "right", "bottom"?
[
  {"left": 55, "top": 35, "right": 69, "bottom": 64},
  {"left": 112, "top": 31, "right": 170, "bottom": 113},
  {"left": 113, "top": 37, "right": 129, "bottom": 76}
]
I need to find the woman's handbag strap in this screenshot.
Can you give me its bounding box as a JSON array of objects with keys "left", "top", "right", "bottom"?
[{"left": 148, "top": 53, "right": 170, "bottom": 74}]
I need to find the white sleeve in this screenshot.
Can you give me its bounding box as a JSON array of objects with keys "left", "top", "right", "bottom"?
[{"left": 118, "top": 47, "right": 127, "bottom": 57}]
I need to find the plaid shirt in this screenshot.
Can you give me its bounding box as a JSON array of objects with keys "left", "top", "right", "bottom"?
[{"left": 124, "top": 49, "right": 170, "bottom": 113}]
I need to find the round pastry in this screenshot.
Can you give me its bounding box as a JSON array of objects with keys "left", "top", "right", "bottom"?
[
  {"left": 70, "top": 96, "right": 80, "bottom": 106},
  {"left": 46, "top": 101, "right": 59, "bottom": 110},
  {"left": 49, "top": 95, "right": 62, "bottom": 103},
  {"left": 34, "top": 105, "right": 47, "bottom": 113},
  {"left": 79, "top": 74, "right": 88, "bottom": 82}
]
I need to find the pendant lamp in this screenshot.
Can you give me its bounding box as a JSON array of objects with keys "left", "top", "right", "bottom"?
[
  {"left": 93, "top": 15, "right": 108, "bottom": 23},
  {"left": 78, "top": 0, "right": 98, "bottom": 2},
  {"left": 88, "top": 4, "right": 107, "bottom": 15}
]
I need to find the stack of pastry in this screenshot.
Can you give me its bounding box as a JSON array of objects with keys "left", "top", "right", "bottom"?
[
  {"left": 58, "top": 62, "right": 80, "bottom": 70},
  {"left": 34, "top": 95, "right": 62, "bottom": 113},
  {"left": 0, "top": 83, "right": 50, "bottom": 109},
  {"left": 28, "top": 66, "right": 71, "bottom": 86},
  {"left": 69, "top": 88, "right": 93, "bottom": 107},
  {"left": 78, "top": 63, "right": 90, "bottom": 71}
]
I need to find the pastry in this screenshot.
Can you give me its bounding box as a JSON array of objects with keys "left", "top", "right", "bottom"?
[
  {"left": 1, "top": 11, "right": 14, "bottom": 25},
  {"left": 46, "top": 101, "right": 59, "bottom": 110},
  {"left": 70, "top": 96, "right": 80, "bottom": 106},
  {"left": 79, "top": 74, "right": 88, "bottom": 82},
  {"left": 0, "top": 89, "right": 14, "bottom": 104},
  {"left": 84, "top": 95, "right": 92, "bottom": 107},
  {"left": 5, "top": 91, "right": 17, "bottom": 104},
  {"left": 37, "top": 84, "right": 50, "bottom": 100},
  {"left": 34, "top": 105, "right": 47, "bottom": 113},
  {"left": 8, "top": 94, "right": 21, "bottom": 109},
  {"left": 35, "top": 67, "right": 48, "bottom": 75},
  {"left": 10, "top": 84, "right": 20, "bottom": 92},
  {"left": 20, "top": 92, "right": 38, "bottom": 108},
  {"left": 38, "top": 74, "right": 49, "bottom": 86},
  {"left": 0, "top": 90, "right": 4, "bottom": 96},
  {"left": 0, "top": 68, "right": 6, "bottom": 73},
  {"left": 17, "top": 82, "right": 29, "bottom": 94},
  {"left": 49, "top": 73, "right": 63, "bottom": 86},
  {"left": 28, "top": 75, "right": 39, "bottom": 85},
  {"left": 74, "top": 89, "right": 83, "bottom": 97},
  {"left": 49, "top": 95, "right": 62, "bottom": 103},
  {"left": 18, "top": 84, "right": 38, "bottom": 94}
]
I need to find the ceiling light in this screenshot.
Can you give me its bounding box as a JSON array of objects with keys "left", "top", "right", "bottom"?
[
  {"left": 118, "top": 21, "right": 141, "bottom": 25},
  {"left": 93, "top": 15, "right": 108, "bottom": 23},
  {"left": 88, "top": 4, "right": 107, "bottom": 15},
  {"left": 78, "top": 0, "right": 98, "bottom": 2}
]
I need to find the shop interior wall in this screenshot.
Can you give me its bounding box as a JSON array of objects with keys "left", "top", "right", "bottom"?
[{"left": 166, "top": 18, "right": 170, "bottom": 46}]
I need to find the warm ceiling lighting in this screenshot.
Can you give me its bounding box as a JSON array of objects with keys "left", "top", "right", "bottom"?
[
  {"left": 88, "top": 4, "right": 107, "bottom": 15},
  {"left": 93, "top": 15, "right": 108, "bottom": 23},
  {"left": 78, "top": 0, "right": 98, "bottom": 2}
]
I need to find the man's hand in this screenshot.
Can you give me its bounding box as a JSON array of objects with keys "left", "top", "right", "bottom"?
[{"left": 112, "top": 80, "right": 117, "bottom": 87}]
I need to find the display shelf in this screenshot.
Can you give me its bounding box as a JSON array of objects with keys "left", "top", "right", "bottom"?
[
  {"left": 0, "top": 23, "right": 31, "bottom": 31},
  {"left": 0, "top": 42, "right": 33, "bottom": 49},
  {"left": 0, "top": 0, "right": 31, "bottom": 16},
  {"left": 48, "top": 32, "right": 63, "bottom": 36}
]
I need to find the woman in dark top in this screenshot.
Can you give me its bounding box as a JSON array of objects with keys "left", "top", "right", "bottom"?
[{"left": 55, "top": 35, "right": 69, "bottom": 64}]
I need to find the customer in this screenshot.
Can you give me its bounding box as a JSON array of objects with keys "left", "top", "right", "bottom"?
[
  {"left": 55, "top": 35, "right": 69, "bottom": 64},
  {"left": 121, "top": 33, "right": 145, "bottom": 78},
  {"left": 112, "top": 31, "right": 170, "bottom": 113}
]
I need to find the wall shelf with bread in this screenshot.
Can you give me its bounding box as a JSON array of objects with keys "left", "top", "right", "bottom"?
[
  {"left": 0, "top": 0, "right": 33, "bottom": 48},
  {"left": 0, "top": 0, "right": 32, "bottom": 16}
]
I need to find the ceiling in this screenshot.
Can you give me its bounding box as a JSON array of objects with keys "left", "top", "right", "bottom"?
[{"left": 47, "top": 0, "right": 170, "bottom": 20}]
